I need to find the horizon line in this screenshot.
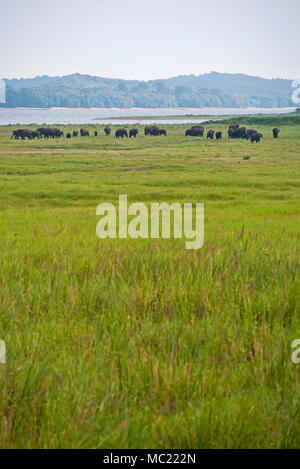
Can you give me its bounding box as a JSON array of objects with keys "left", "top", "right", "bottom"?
[{"left": 2, "top": 71, "right": 296, "bottom": 83}]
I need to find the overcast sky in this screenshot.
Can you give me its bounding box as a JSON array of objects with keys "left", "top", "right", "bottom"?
[{"left": 1, "top": 0, "right": 299, "bottom": 80}]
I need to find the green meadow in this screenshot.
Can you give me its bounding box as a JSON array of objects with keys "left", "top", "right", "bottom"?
[{"left": 0, "top": 114, "right": 299, "bottom": 448}]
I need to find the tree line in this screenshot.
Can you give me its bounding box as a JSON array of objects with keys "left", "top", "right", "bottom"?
[{"left": 1, "top": 72, "right": 293, "bottom": 109}]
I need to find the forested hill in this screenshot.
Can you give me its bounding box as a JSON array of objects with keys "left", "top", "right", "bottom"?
[{"left": 1, "top": 72, "right": 294, "bottom": 108}]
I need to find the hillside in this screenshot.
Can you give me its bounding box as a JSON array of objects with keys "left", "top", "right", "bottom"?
[{"left": 1, "top": 72, "right": 294, "bottom": 108}]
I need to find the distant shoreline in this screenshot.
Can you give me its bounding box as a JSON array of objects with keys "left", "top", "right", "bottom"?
[
  {"left": 0, "top": 106, "right": 296, "bottom": 112},
  {"left": 0, "top": 107, "right": 297, "bottom": 126}
]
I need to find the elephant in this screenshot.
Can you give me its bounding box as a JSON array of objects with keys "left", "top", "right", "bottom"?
[
  {"left": 37, "top": 128, "right": 48, "bottom": 138},
  {"left": 115, "top": 129, "right": 128, "bottom": 139},
  {"left": 144, "top": 125, "right": 160, "bottom": 136},
  {"left": 144, "top": 125, "right": 152, "bottom": 135},
  {"left": 66, "top": 133, "right": 72, "bottom": 139},
  {"left": 129, "top": 129, "right": 138, "bottom": 138},
  {"left": 216, "top": 131, "right": 222, "bottom": 140},
  {"left": 53, "top": 128, "right": 64, "bottom": 138},
  {"left": 151, "top": 126, "right": 160, "bottom": 136},
  {"left": 73, "top": 131, "right": 79, "bottom": 137},
  {"left": 206, "top": 129, "right": 215, "bottom": 139},
  {"left": 45, "top": 127, "right": 55, "bottom": 138},
  {"left": 24, "top": 130, "right": 34, "bottom": 139},
  {"left": 228, "top": 124, "right": 240, "bottom": 138},
  {"left": 149, "top": 126, "right": 160, "bottom": 136},
  {"left": 11, "top": 129, "right": 33, "bottom": 140},
  {"left": 11, "top": 129, "right": 21, "bottom": 139},
  {"left": 247, "top": 129, "right": 258, "bottom": 138},
  {"left": 251, "top": 134, "right": 261, "bottom": 143},
  {"left": 31, "top": 131, "right": 40, "bottom": 139},
  {"left": 80, "top": 128, "right": 90, "bottom": 137},
  {"left": 94, "top": 131, "right": 98, "bottom": 137},
  {"left": 104, "top": 127, "right": 111, "bottom": 136},
  {"left": 159, "top": 129, "right": 167, "bottom": 136},
  {"left": 229, "top": 127, "right": 247, "bottom": 139},
  {"left": 273, "top": 128, "right": 280, "bottom": 138},
  {"left": 191, "top": 125, "right": 204, "bottom": 132},
  {"left": 238, "top": 127, "right": 247, "bottom": 138},
  {"left": 186, "top": 127, "right": 204, "bottom": 137}
]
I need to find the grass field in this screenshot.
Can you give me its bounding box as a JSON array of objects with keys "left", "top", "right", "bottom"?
[{"left": 0, "top": 114, "right": 299, "bottom": 448}]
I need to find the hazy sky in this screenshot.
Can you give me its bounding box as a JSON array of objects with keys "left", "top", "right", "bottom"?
[{"left": 1, "top": 0, "right": 300, "bottom": 80}]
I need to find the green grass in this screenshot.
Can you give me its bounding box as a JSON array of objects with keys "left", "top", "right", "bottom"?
[{"left": 0, "top": 115, "right": 299, "bottom": 448}]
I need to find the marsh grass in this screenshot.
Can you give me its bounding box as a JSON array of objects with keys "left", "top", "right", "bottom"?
[{"left": 0, "top": 115, "right": 299, "bottom": 448}]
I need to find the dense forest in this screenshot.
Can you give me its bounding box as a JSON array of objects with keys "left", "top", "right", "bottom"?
[{"left": 1, "top": 72, "right": 294, "bottom": 108}]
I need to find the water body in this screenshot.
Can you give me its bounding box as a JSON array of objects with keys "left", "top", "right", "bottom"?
[{"left": 0, "top": 107, "right": 296, "bottom": 125}]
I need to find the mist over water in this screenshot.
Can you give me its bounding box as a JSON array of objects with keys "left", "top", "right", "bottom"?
[{"left": 0, "top": 107, "right": 296, "bottom": 125}]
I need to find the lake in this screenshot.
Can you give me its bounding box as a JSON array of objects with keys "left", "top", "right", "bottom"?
[{"left": 0, "top": 107, "right": 296, "bottom": 125}]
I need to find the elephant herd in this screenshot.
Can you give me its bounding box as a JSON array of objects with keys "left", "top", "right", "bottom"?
[
  {"left": 115, "top": 128, "right": 139, "bottom": 138},
  {"left": 110, "top": 126, "right": 167, "bottom": 138},
  {"left": 11, "top": 127, "right": 64, "bottom": 140},
  {"left": 185, "top": 124, "right": 280, "bottom": 143},
  {"left": 144, "top": 125, "right": 167, "bottom": 136},
  {"left": 67, "top": 126, "right": 166, "bottom": 139},
  {"left": 185, "top": 126, "right": 222, "bottom": 140},
  {"left": 228, "top": 124, "right": 263, "bottom": 142},
  {"left": 11, "top": 124, "right": 280, "bottom": 143},
  {"left": 10, "top": 125, "right": 167, "bottom": 140}
]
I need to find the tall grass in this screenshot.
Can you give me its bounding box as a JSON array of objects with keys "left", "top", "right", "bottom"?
[{"left": 0, "top": 117, "right": 299, "bottom": 448}]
